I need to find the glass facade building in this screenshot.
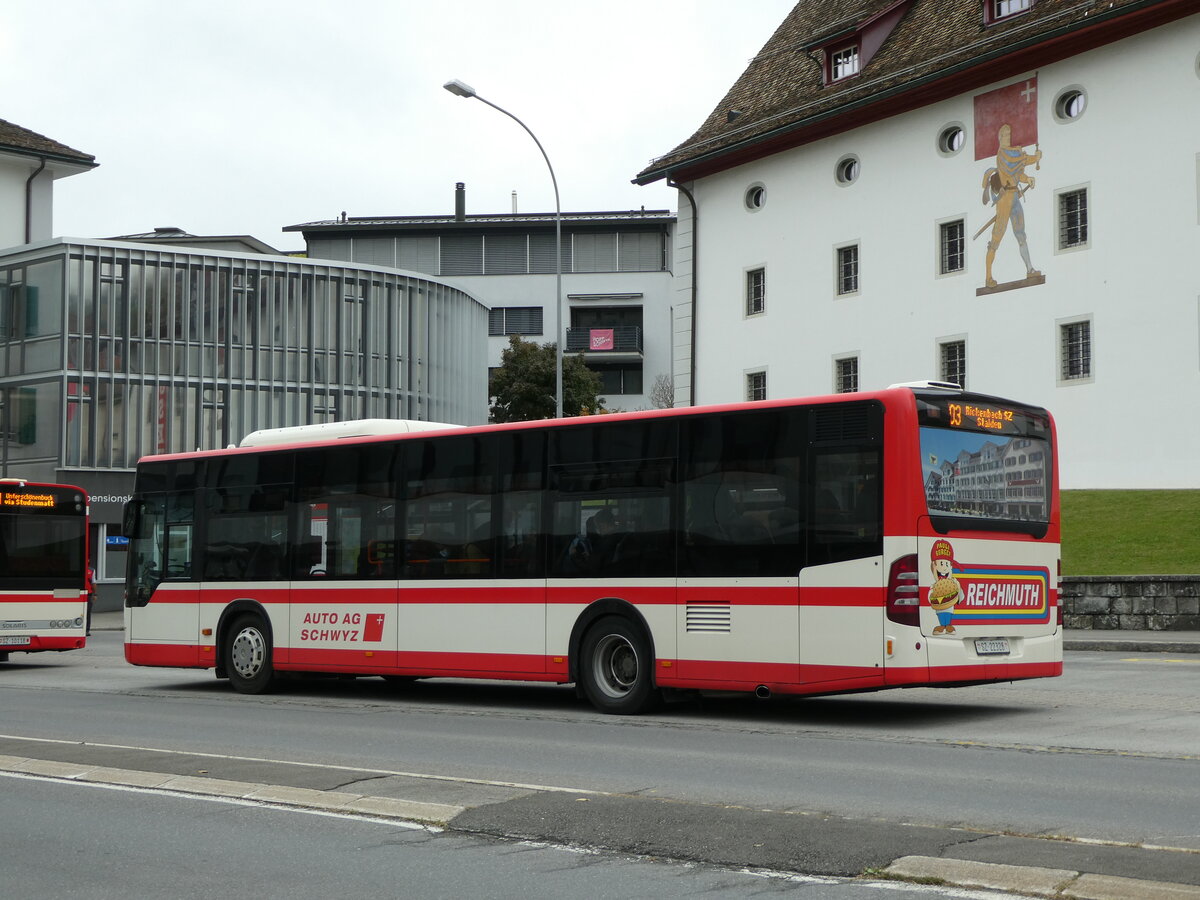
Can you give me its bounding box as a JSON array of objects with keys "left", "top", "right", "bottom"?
[{"left": 0, "top": 238, "right": 488, "bottom": 600}]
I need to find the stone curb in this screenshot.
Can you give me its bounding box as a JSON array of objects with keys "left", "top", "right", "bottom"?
[
  {"left": 885, "top": 856, "right": 1200, "bottom": 900},
  {"left": 0, "top": 754, "right": 464, "bottom": 826}
]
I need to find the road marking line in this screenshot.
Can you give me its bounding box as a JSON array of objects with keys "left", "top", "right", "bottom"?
[{"left": 1120, "top": 657, "right": 1200, "bottom": 665}]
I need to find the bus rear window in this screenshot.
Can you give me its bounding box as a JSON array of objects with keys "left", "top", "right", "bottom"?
[{"left": 917, "top": 397, "right": 1051, "bottom": 530}]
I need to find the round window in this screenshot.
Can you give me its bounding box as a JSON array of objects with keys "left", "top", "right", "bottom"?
[
  {"left": 835, "top": 155, "right": 860, "bottom": 185},
  {"left": 744, "top": 184, "right": 766, "bottom": 211},
  {"left": 937, "top": 124, "right": 965, "bottom": 156},
  {"left": 1054, "top": 87, "right": 1087, "bottom": 122}
]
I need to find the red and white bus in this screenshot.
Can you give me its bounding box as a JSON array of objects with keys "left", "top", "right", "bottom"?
[
  {"left": 0, "top": 479, "right": 90, "bottom": 661},
  {"left": 123, "top": 383, "right": 1061, "bottom": 713}
]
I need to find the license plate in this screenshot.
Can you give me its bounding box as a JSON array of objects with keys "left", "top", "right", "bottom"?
[
  {"left": 0, "top": 635, "right": 31, "bottom": 646},
  {"left": 975, "top": 638, "right": 1011, "bottom": 655}
]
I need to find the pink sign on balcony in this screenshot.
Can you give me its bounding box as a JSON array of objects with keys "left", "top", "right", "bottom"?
[{"left": 589, "top": 328, "right": 614, "bottom": 351}]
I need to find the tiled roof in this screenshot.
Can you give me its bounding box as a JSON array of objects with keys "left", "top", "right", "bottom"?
[
  {"left": 0, "top": 118, "right": 95, "bottom": 165},
  {"left": 637, "top": 0, "right": 1189, "bottom": 183}
]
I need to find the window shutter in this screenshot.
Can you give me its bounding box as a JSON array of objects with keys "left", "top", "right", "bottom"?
[
  {"left": 440, "top": 234, "right": 483, "bottom": 275},
  {"left": 396, "top": 237, "right": 438, "bottom": 274},
  {"left": 484, "top": 234, "right": 528, "bottom": 274},
  {"left": 619, "top": 232, "right": 663, "bottom": 272}
]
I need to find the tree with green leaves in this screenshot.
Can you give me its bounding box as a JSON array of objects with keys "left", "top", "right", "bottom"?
[{"left": 489, "top": 335, "right": 605, "bottom": 422}]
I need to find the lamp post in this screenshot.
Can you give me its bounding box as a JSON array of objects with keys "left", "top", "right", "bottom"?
[{"left": 443, "top": 79, "right": 563, "bottom": 419}]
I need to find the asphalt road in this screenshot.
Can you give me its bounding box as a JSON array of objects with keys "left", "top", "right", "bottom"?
[{"left": 3, "top": 631, "right": 1199, "bottom": 898}]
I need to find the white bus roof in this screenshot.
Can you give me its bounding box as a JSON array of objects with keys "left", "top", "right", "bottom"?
[{"left": 239, "top": 419, "right": 463, "bottom": 448}]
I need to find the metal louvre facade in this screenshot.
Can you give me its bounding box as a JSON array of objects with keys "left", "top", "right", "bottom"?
[{"left": 0, "top": 239, "right": 487, "bottom": 481}]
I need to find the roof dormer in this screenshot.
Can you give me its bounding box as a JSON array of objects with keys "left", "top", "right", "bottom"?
[
  {"left": 984, "top": 0, "right": 1034, "bottom": 27},
  {"left": 808, "top": 0, "right": 914, "bottom": 86}
]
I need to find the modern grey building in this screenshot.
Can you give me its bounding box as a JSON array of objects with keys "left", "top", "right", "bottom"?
[
  {"left": 0, "top": 236, "right": 488, "bottom": 606},
  {"left": 287, "top": 186, "right": 676, "bottom": 411}
]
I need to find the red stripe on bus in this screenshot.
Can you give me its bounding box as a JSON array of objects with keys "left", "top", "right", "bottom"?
[{"left": 798, "top": 587, "right": 881, "bottom": 607}]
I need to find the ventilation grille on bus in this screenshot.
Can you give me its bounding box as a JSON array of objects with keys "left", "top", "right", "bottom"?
[
  {"left": 812, "top": 404, "right": 873, "bottom": 443},
  {"left": 686, "top": 602, "right": 731, "bottom": 633}
]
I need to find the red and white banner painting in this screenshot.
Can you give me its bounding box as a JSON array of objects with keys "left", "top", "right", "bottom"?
[
  {"left": 974, "top": 77, "right": 1038, "bottom": 160},
  {"left": 589, "top": 328, "right": 614, "bottom": 351}
]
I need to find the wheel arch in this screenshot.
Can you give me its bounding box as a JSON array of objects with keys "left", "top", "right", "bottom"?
[
  {"left": 214, "top": 598, "right": 275, "bottom": 679},
  {"left": 567, "top": 598, "right": 656, "bottom": 685}
]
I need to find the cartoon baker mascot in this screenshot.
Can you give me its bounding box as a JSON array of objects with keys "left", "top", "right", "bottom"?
[{"left": 929, "top": 539, "right": 962, "bottom": 635}]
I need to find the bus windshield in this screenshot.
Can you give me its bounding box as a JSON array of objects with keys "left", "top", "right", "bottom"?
[
  {"left": 916, "top": 395, "right": 1051, "bottom": 529},
  {"left": 0, "top": 486, "right": 88, "bottom": 589}
]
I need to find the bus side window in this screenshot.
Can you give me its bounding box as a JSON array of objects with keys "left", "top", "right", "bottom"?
[
  {"left": 808, "top": 449, "right": 882, "bottom": 566},
  {"left": 401, "top": 435, "right": 496, "bottom": 580},
  {"left": 679, "top": 409, "right": 804, "bottom": 577},
  {"left": 292, "top": 444, "right": 397, "bottom": 579}
]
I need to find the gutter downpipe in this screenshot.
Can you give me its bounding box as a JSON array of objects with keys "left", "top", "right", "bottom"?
[
  {"left": 25, "top": 157, "right": 47, "bottom": 244},
  {"left": 668, "top": 177, "right": 697, "bottom": 408}
]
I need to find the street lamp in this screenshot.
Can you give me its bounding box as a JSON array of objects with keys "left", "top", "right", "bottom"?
[{"left": 443, "top": 78, "right": 563, "bottom": 419}]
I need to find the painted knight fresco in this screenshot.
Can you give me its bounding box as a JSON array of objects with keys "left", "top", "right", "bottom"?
[{"left": 974, "top": 79, "right": 1046, "bottom": 295}]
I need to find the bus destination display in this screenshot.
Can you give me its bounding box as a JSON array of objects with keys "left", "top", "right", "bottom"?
[
  {"left": 918, "top": 397, "right": 1045, "bottom": 437},
  {"left": 1, "top": 491, "right": 56, "bottom": 509}
]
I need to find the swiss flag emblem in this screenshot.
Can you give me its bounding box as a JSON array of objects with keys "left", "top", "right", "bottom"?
[{"left": 363, "top": 613, "right": 385, "bottom": 642}]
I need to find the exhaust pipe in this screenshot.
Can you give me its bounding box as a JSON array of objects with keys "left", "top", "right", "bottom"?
[{"left": 755, "top": 685, "right": 771, "bottom": 699}]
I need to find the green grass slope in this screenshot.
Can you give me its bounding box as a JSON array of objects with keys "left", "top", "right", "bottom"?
[{"left": 1061, "top": 490, "right": 1200, "bottom": 576}]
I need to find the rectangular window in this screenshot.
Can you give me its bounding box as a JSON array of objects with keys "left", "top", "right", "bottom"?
[
  {"left": 1060, "top": 319, "right": 1091, "bottom": 381},
  {"left": 831, "top": 45, "right": 859, "bottom": 81},
  {"left": 488, "top": 306, "right": 543, "bottom": 336},
  {"left": 1058, "top": 188, "right": 1089, "bottom": 250},
  {"left": 834, "top": 357, "right": 858, "bottom": 394},
  {"left": 746, "top": 370, "right": 767, "bottom": 402},
  {"left": 746, "top": 267, "right": 765, "bottom": 316},
  {"left": 939, "top": 220, "right": 965, "bottom": 274},
  {"left": 987, "top": 0, "right": 1031, "bottom": 23},
  {"left": 836, "top": 244, "right": 859, "bottom": 295},
  {"left": 940, "top": 340, "right": 966, "bottom": 389}
]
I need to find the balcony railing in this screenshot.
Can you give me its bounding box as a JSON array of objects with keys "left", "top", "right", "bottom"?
[{"left": 565, "top": 326, "right": 643, "bottom": 354}]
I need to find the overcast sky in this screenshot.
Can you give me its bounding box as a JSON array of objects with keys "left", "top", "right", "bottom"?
[{"left": 3, "top": 1, "right": 794, "bottom": 252}]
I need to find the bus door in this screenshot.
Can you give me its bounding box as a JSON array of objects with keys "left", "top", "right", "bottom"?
[
  {"left": 917, "top": 526, "right": 1058, "bottom": 671},
  {"left": 797, "top": 415, "right": 885, "bottom": 685},
  {"left": 399, "top": 434, "right": 546, "bottom": 676},
  {"left": 125, "top": 490, "right": 201, "bottom": 659},
  {"left": 676, "top": 410, "right": 804, "bottom": 687},
  {"left": 290, "top": 446, "right": 398, "bottom": 670}
]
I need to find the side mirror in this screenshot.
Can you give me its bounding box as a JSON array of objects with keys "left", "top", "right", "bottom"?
[{"left": 122, "top": 499, "right": 142, "bottom": 539}]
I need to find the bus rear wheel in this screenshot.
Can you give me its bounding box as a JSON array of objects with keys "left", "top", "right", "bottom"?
[
  {"left": 579, "top": 616, "right": 661, "bottom": 715},
  {"left": 223, "top": 614, "right": 277, "bottom": 694}
]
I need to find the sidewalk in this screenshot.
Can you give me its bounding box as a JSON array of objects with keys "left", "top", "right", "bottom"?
[{"left": 90, "top": 610, "right": 1200, "bottom": 653}]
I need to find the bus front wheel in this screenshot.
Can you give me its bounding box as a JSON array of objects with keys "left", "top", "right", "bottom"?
[
  {"left": 223, "top": 614, "right": 277, "bottom": 694},
  {"left": 579, "top": 616, "right": 661, "bottom": 715}
]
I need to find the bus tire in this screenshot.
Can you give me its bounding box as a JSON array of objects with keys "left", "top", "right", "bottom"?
[
  {"left": 579, "top": 616, "right": 661, "bottom": 715},
  {"left": 223, "top": 613, "right": 277, "bottom": 694}
]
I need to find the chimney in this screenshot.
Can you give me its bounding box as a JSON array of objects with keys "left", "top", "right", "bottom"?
[
  {"left": 455, "top": 182, "right": 466, "bottom": 222},
  {"left": 511, "top": 191, "right": 518, "bottom": 214}
]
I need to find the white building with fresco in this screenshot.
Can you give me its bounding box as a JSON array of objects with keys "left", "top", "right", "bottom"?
[{"left": 637, "top": 0, "right": 1198, "bottom": 489}]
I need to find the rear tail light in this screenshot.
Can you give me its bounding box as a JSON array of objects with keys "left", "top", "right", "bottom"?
[{"left": 887, "top": 554, "right": 921, "bottom": 627}]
